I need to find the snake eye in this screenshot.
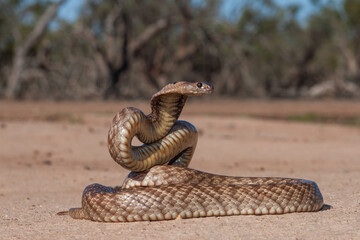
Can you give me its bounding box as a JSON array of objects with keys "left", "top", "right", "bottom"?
[{"left": 196, "top": 82, "right": 202, "bottom": 88}]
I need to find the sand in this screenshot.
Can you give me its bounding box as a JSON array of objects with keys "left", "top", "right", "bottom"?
[{"left": 0, "top": 100, "right": 359, "bottom": 239}]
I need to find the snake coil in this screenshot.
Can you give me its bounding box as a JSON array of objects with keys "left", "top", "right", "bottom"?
[{"left": 58, "top": 81, "right": 323, "bottom": 222}]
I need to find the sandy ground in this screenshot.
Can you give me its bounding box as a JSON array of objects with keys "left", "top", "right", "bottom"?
[{"left": 0, "top": 100, "right": 359, "bottom": 240}]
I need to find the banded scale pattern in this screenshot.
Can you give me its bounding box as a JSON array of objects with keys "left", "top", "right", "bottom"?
[
  {"left": 107, "top": 82, "right": 213, "bottom": 172},
  {"left": 59, "top": 81, "right": 324, "bottom": 222},
  {"left": 67, "top": 166, "right": 323, "bottom": 222}
]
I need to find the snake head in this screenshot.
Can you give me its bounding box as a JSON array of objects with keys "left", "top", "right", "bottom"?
[{"left": 170, "top": 81, "right": 214, "bottom": 96}]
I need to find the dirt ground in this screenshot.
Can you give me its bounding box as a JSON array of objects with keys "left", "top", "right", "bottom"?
[{"left": 0, "top": 100, "right": 359, "bottom": 240}]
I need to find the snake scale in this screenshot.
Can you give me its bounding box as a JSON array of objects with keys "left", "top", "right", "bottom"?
[{"left": 58, "top": 81, "right": 323, "bottom": 222}]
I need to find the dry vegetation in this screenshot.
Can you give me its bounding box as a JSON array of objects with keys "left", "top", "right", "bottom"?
[{"left": 0, "top": 0, "right": 360, "bottom": 100}]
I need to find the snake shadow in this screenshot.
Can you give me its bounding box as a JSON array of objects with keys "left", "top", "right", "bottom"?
[{"left": 320, "top": 204, "right": 332, "bottom": 211}]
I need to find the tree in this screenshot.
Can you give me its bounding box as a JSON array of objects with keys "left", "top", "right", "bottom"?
[
  {"left": 5, "top": 0, "right": 66, "bottom": 99},
  {"left": 0, "top": 0, "right": 358, "bottom": 99}
]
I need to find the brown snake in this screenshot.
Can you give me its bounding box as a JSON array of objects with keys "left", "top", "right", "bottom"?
[{"left": 58, "top": 81, "right": 323, "bottom": 222}]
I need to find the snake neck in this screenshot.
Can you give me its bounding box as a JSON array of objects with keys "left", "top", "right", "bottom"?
[
  {"left": 108, "top": 93, "right": 194, "bottom": 171},
  {"left": 142, "top": 93, "right": 187, "bottom": 142}
]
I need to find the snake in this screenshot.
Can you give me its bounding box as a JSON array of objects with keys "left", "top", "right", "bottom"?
[{"left": 58, "top": 81, "right": 324, "bottom": 222}]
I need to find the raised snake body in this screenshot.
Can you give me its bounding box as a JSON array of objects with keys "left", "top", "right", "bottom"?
[{"left": 59, "top": 81, "right": 323, "bottom": 222}]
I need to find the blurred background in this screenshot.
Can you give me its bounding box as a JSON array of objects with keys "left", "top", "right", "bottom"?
[{"left": 0, "top": 0, "right": 360, "bottom": 100}]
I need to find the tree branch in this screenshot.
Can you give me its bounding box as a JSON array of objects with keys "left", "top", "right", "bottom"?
[
  {"left": 130, "top": 18, "right": 170, "bottom": 55},
  {"left": 5, "top": 0, "right": 67, "bottom": 98}
]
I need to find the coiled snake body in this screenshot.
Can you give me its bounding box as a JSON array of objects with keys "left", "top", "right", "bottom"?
[{"left": 59, "top": 81, "right": 323, "bottom": 222}]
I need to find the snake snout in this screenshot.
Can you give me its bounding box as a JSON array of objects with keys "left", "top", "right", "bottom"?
[
  {"left": 203, "top": 82, "right": 214, "bottom": 93},
  {"left": 188, "top": 82, "right": 214, "bottom": 96}
]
